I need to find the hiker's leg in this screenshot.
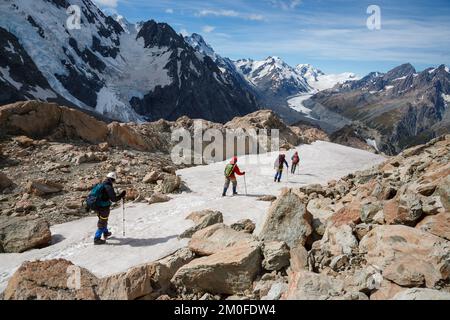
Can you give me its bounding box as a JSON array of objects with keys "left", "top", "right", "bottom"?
[
  {"left": 232, "top": 178, "right": 237, "bottom": 194},
  {"left": 223, "top": 177, "right": 230, "bottom": 196},
  {"left": 278, "top": 170, "right": 283, "bottom": 182},
  {"left": 274, "top": 171, "right": 279, "bottom": 182},
  {"left": 96, "top": 207, "right": 110, "bottom": 238}
]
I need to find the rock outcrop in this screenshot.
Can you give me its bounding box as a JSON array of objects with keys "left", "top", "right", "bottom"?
[
  {"left": 3, "top": 259, "right": 99, "bottom": 300},
  {"left": 0, "top": 216, "right": 51, "bottom": 253}
]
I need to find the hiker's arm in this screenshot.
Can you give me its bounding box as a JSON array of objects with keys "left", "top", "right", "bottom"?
[
  {"left": 234, "top": 165, "right": 245, "bottom": 176},
  {"left": 284, "top": 159, "right": 289, "bottom": 167},
  {"left": 105, "top": 184, "right": 122, "bottom": 202}
]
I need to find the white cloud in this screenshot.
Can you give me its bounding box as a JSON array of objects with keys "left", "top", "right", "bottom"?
[
  {"left": 248, "top": 14, "right": 265, "bottom": 21},
  {"left": 202, "top": 25, "right": 216, "bottom": 33},
  {"left": 269, "top": 0, "right": 302, "bottom": 10},
  {"left": 197, "top": 9, "right": 264, "bottom": 21},
  {"left": 165, "top": 8, "right": 174, "bottom": 14},
  {"left": 179, "top": 28, "right": 189, "bottom": 37},
  {"left": 93, "top": 0, "right": 119, "bottom": 8},
  {"left": 198, "top": 9, "right": 240, "bottom": 17}
]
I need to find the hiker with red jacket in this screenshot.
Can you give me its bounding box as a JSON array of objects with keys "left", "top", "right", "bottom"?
[
  {"left": 291, "top": 151, "right": 300, "bottom": 174},
  {"left": 222, "top": 156, "right": 246, "bottom": 196},
  {"left": 274, "top": 154, "right": 289, "bottom": 182}
]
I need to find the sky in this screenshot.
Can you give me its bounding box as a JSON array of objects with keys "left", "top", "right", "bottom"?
[{"left": 94, "top": 0, "right": 450, "bottom": 76}]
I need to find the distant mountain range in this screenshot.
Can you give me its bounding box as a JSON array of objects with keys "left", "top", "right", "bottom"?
[{"left": 0, "top": 0, "right": 448, "bottom": 154}]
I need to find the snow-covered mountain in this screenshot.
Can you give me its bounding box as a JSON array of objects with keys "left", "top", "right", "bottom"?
[
  {"left": 0, "top": 0, "right": 259, "bottom": 123},
  {"left": 296, "top": 64, "right": 357, "bottom": 92},
  {"left": 235, "top": 56, "right": 311, "bottom": 98}
]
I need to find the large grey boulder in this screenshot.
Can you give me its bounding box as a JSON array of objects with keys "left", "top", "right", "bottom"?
[
  {"left": 171, "top": 242, "right": 262, "bottom": 295},
  {"left": 188, "top": 223, "right": 257, "bottom": 256},
  {"left": 259, "top": 189, "right": 312, "bottom": 248},
  {"left": 262, "top": 241, "right": 290, "bottom": 271},
  {"left": 179, "top": 210, "right": 223, "bottom": 239},
  {"left": 0, "top": 216, "right": 52, "bottom": 253}
]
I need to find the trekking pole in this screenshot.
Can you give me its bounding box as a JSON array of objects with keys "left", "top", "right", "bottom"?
[
  {"left": 122, "top": 198, "right": 125, "bottom": 237},
  {"left": 244, "top": 175, "right": 248, "bottom": 196}
]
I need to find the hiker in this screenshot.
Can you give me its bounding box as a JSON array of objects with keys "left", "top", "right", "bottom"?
[
  {"left": 291, "top": 151, "right": 300, "bottom": 174},
  {"left": 87, "top": 172, "right": 126, "bottom": 245},
  {"left": 222, "top": 156, "right": 246, "bottom": 196},
  {"left": 274, "top": 154, "right": 289, "bottom": 182}
]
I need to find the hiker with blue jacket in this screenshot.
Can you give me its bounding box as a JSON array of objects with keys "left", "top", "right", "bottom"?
[{"left": 88, "top": 172, "right": 126, "bottom": 245}]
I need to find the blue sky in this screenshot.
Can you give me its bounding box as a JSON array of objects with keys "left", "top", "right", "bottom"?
[{"left": 94, "top": 0, "right": 450, "bottom": 76}]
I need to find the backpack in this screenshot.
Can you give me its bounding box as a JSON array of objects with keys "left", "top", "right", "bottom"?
[
  {"left": 292, "top": 154, "right": 299, "bottom": 164},
  {"left": 224, "top": 164, "right": 235, "bottom": 177},
  {"left": 85, "top": 183, "right": 108, "bottom": 211}
]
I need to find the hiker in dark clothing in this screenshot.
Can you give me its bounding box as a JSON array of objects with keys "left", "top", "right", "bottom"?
[
  {"left": 274, "top": 154, "right": 289, "bottom": 182},
  {"left": 291, "top": 151, "right": 300, "bottom": 174},
  {"left": 222, "top": 156, "right": 245, "bottom": 196},
  {"left": 93, "top": 172, "right": 126, "bottom": 245}
]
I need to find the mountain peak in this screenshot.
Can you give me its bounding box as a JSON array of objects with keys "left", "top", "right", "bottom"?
[{"left": 384, "top": 63, "right": 416, "bottom": 81}]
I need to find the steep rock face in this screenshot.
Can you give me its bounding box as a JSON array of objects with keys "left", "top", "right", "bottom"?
[
  {"left": 130, "top": 22, "right": 259, "bottom": 123},
  {"left": 0, "top": 0, "right": 259, "bottom": 123},
  {"left": 0, "top": 101, "right": 170, "bottom": 152},
  {"left": 311, "top": 63, "right": 450, "bottom": 154}
]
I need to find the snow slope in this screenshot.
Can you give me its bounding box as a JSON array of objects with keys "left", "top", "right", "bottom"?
[{"left": 0, "top": 141, "right": 384, "bottom": 291}]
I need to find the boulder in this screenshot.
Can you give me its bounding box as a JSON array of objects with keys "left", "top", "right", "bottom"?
[
  {"left": 282, "top": 270, "right": 344, "bottom": 300},
  {"left": 98, "top": 264, "right": 152, "bottom": 300},
  {"left": 359, "top": 225, "right": 450, "bottom": 288},
  {"left": 171, "top": 242, "right": 262, "bottom": 295},
  {"left": 439, "top": 176, "right": 450, "bottom": 211},
  {"left": 98, "top": 142, "right": 109, "bottom": 152},
  {"left": 146, "top": 193, "right": 171, "bottom": 205},
  {"left": 142, "top": 171, "right": 161, "bottom": 184},
  {"left": 3, "top": 259, "right": 99, "bottom": 300},
  {"left": 179, "top": 210, "right": 223, "bottom": 239},
  {"left": 392, "top": 288, "right": 450, "bottom": 300},
  {"left": 0, "top": 172, "right": 13, "bottom": 191},
  {"left": 360, "top": 203, "right": 382, "bottom": 223},
  {"left": 261, "top": 282, "right": 289, "bottom": 300},
  {"left": 26, "top": 179, "right": 63, "bottom": 196},
  {"left": 0, "top": 216, "right": 51, "bottom": 253},
  {"left": 299, "top": 184, "right": 325, "bottom": 196},
  {"left": 422, "top": 196, "right": 445, "bottom": 215},
  {"left": 147, "top": 248, "right": 195, "bottom": 296},
  {"left": 14, "top": 135, "right": 35, "bottom": 147},
  {"left": 262, "top": 241, "right": 290, "bottom": 271},
  {"left": 314, "top": 224, "right": 359, "bottom": 257},
  {"left": 289, "top": 245, "right": 309, "bottom": 273},
  {"left": 230, "top": 219, "right": 256, "bottom": 234},
  {"left": 257, "top": 195, "right": 277, "bottom": 202},
  {"left": 370, "top": 280, "right": 404, "bottom": 300},
  {"left": 189, "top": 224, "right": 257, "bottom": 256},
  {"left": 383, "top": 193, "right": 423, "bottom": 226},
  {"left": 158, "top": 175, "right": 181, "bottom": 194},
  {"left": 328, "top": 201, "right": 362, "bottom": 227},
  {"left": 259, "top": 189, "right": 312, "bottom": 248},
  {"left": 306, "top": 198, "right": 334, "bottom": 236},
  {"left": 74, "top": 152, "right": 103, "bottom": 164},
  {"left": 416, "top": 212, "right": 450, "bottom": 241}
]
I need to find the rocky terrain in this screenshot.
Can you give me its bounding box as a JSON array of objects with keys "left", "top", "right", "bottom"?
[
  {"left": 0, "top": 101, "right": 326, "bottom": 251},
  {"left": 1, "top": 99, "right": 448, "bottom": 299}
]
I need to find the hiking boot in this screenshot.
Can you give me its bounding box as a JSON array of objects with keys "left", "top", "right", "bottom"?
[
  {"left": 104, "top": 231, "right": 112, "bottom": 239},
  {"left": 94, "top": 238, "right": 106, "bottom": 245}
]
